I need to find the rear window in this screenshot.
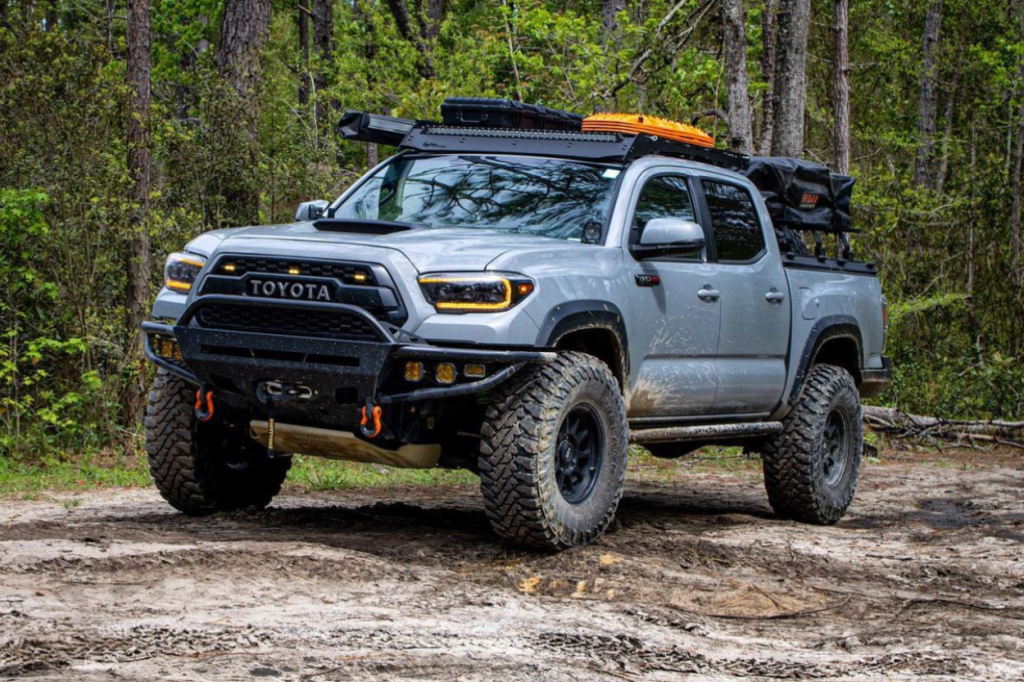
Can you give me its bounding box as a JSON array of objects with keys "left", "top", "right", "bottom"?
[{"left": 702, "top": 180, "right": 765, "bottom": 262}]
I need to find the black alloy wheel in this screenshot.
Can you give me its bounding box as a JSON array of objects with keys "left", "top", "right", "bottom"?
[
  {"left": 822, "top": 409, "right": 850, "bottom": 488},
  {"left": 555, "top": 405, "right": 605, "bottom": 505}
]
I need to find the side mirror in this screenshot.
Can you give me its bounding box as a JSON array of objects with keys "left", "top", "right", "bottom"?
[
  {"left": 296, "top": 200, "right": 329, "bottom": 222},
  {"left": 634, "top": 218, "right": 705, "bottom": 259}
]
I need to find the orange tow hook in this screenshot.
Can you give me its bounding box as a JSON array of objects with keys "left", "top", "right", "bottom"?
[
  {"left": 194, "top": 387, "right": 215, "bottom": 422},
  {"left": 360, "top": 399, "right": 383, "bottom": 439}
]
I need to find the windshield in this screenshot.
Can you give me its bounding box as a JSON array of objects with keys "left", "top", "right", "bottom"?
[{"left": 332, "top": 155, "right": 621, "bottom": 242}]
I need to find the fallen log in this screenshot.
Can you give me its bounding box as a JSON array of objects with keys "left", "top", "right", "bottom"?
[{"left": 863, "top": 406, "right": 1024, "bottom": 448}]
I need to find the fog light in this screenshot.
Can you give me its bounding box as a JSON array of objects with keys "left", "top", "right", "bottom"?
[
  {"left": 405, "top": 361, "right": 424, "bottom": 382},
  {"left": 464, "top": 364, "right": 486, "bottom": 378},
  {"left": 436, "top": 363, "right": 457, "bottom": 385},
  {"left": 155, "top": 337, "right": 181, "bottom": 361}
]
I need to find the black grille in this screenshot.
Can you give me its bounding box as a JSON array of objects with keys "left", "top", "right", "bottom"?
[
  {"left": 197, "top": 304, "right": 382, "bottom": 341},
  {"left": 213, "top": 257, "right": 375, "bottom": 286}
]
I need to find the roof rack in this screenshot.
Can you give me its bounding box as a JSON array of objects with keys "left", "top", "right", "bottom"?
[
  {"left": 338, "top": 112, "right": 748, "bottom": 170},
  {"left": 402, "top": 124, "right": 749, "bottom": 170}
]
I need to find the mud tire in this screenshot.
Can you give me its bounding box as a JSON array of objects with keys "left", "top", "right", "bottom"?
[
  {"left": 762, "top": 364, "right": 863, "bottom": 524},
  {"left": 478, "top": 352, "right": 628, "bottom": 550},
  {"left": 144, "top": 370, "right": 291, "bottom": 515}
]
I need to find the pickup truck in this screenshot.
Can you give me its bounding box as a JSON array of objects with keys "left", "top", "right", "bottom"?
[{"left": 141, "top": 110, "right": 891, "bottom": 550}]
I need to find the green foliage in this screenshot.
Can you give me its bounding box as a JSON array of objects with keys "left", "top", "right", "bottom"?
[{"left": 1, "top": 0, "right": 1023, "bottom": 467}]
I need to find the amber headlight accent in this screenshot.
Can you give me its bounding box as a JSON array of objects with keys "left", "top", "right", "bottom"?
[
  {"left": 164, "top": 252, "right": 207, "bottom": 293},
  {"left": 418, "top": 273, "right": 535, "bottom": 313}
]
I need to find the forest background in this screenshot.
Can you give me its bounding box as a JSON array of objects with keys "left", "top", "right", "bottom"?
[{"left": 2, "top": 0, "right": 1022, "bottom": 460}]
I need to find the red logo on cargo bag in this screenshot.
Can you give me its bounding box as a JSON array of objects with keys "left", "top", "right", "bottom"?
[{"left": 800, "top": 192, "right": 821, "bottom": 209}]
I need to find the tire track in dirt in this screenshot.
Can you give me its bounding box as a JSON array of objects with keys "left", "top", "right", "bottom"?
[{"left": 1, "top": 452, "right": 1022, "bottom": 680}]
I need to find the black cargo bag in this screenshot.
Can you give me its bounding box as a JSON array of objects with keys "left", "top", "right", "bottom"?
[
  {"left": 742, "top": 157, "right": 854, "bottom": 233},
  {"left": 440, "top": 98, "right": 584, "bottom": 131}
]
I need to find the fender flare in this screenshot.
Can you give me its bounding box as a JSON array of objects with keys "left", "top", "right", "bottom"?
[
  {"left": 786, "top": 315, "right": 863, "bottom": 405},
  {"left": 535, "top": 300, "right": 629, "bottom": 386}
]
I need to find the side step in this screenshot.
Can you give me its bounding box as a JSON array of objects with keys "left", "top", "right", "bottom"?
[{"left": 630, "top": 421, "right": 783, "bottom": 445}]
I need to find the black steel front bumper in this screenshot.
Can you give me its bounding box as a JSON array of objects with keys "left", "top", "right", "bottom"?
[{"left": 142, "top": 295, "right": 554, "bottom": 426}]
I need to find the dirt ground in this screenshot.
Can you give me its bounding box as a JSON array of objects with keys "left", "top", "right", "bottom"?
[{"left": 1, "top": 448, "right": 1022, "bottom": 681}]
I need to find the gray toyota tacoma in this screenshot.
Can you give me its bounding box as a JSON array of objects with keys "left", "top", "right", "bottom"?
[{"left": 142, "top": 104, "right": 891, "bottom": 550}]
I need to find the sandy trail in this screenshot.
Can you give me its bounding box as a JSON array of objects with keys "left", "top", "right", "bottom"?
[{"left": 1, "top": 449, "right": 1022, "bottom": 681}]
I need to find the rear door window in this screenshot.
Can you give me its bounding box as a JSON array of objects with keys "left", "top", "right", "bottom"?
[{"left": 702, "top": 180, "right": 765, "bottom": 262}]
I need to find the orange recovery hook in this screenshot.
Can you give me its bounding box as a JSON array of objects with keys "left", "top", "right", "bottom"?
[
  {"left": 194, "top": 387, "right": 215, "bottom": 422},
  {"left": 360, "top": 399, "right": 383, "bottom": 439}
]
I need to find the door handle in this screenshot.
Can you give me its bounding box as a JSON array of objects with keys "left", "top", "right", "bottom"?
[
  {"left": 765, "top": 289, "right": 786, "bottom": 304},
  {"left": 697, "top": 286, "right": 720, "bottom": 302}
]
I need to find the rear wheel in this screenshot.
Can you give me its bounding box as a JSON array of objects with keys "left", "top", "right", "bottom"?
[
  {"left": 478, "top": 352, "right": 628, "bottom": 550},
  {"left": 145, "top": 370, "right": 291, "bottom": 515},
  {"left": 761, "top": 364, "right": 862, "bottom": 524}
]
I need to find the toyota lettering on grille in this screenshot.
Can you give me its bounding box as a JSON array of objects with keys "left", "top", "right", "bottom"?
[{"left": 248, "top": 279, "right": 332, "bottom": 302}]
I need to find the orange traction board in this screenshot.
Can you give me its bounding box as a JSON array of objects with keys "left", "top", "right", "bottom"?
[{"left": 582, "top": 113, "right": 715, "bottom": 148}]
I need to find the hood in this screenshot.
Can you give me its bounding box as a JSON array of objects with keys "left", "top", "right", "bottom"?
[{"left": 188, "top": 222, "right": 585, "bottom": 273}]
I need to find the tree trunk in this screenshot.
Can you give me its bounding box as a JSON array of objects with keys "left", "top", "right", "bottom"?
[
  {"left": 863, "top": 406, "right": 1024, "bottom": 445},
  {"left": 353, "top": 0, "right": 379, "bottom": 171},
  {"left": 105, "top": 0, "right": 115, "bottom": 50},
  {"left": 45, "top": 0, "right": 57, "bottom": 31},
  {"left": 176, "top": 16, "right": 209, "bottom": 121},
  {"left": 313, "top": 0, "right": 333, "bottom": 85},
  {"left": 1013, "top": 0, "right": 1024, "bottom": 284},
  {"left": 1012, "top": 101, "right": 1024, "bottom": 284},
  {"left": 935, "top": 46, "right": 962, "bottom": 193},
  {"left": 218, "top": 0, "right": 272, "bottom": 95},
  {"left": 758, "top": 0, "right": 778, "bottom": 154},
  {"left": 313, "top": 0, "right": 333, "bottom": 123},
  {"left": 298, "top": 0, "right": 310, "bottom": 106},
  {"left": 771, "top": 0, "right": 811, "bottom": 157},
  {"left": 385, "top": 0, "right": 436, "bottom": 79},
  {"left": 602, "top": 0, "right": 626, "bottom": 38},
  {"left": 913, "top": 0, "right": 943, "bottom": 189},
  {"left": 426, "top": 0, "right": 443, "bottom": 40},
  {"left": 832, "top": 0, "right": 850, "bottom": 174},
  {"left": 126, "top": 0, "right": 152, "bottom": 404},
  {"left": 968, "top": 113, "right": 977, "bottom": 296},
  {"left": 722, "top": 0, "right": 752, "bottom": 154}
]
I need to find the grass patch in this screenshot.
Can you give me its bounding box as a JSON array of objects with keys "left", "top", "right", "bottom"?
[
  {"left": 0, "top": 452, "right": 151, "bottom": 498},
  {"left": 286, "top": 455, "right": 478, "bottom": 492},
  {"left": 628, "top": 445, "right": 762, "bottom": 485},
  {"left": 0, "top": 444, "right": 763, "bottom": 499}
]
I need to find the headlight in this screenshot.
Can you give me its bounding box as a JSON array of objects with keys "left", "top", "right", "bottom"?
[
  {"left": 164, "top": 252, "right": 207, "bottom": 293},
  {"left": 418, "top": 273, "right": 535, "bottom": 312}
]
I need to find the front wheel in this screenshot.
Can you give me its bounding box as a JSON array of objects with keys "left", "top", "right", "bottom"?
[
  {"left": 761, "top": 364, "right": 863, "bottom": 524},
  {"left": 478, "top": 352, "right": 628, "bottom": 550},
  {"left": 144, "top": 370, "right": 291, "bottom": 515}
]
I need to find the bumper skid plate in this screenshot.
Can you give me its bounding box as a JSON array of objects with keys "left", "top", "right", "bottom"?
[{"left": 250, "top": 421, "right": 441, "bottom": 468}]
